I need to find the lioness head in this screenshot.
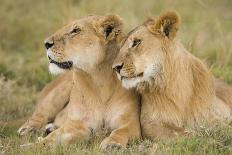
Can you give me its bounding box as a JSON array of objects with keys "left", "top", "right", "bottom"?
[
  {"left": 44, "top": 15, "right": 123, "bottom": 74},
  {"left": 113, "top": 11, "right": 180, "bottom": 91}
]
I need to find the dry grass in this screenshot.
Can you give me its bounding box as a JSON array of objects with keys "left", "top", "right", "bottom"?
[{"left": 0, "top": 0, "right": 231, "bottom": 154}]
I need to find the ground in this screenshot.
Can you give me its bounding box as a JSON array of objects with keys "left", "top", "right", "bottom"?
[{"left": 0, "top": 0, "right": 231, "bottom": 154}]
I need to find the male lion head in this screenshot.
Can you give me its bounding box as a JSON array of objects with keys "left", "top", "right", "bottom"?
[
  {"left": 113, "top": 11, "right": 180, "bottom": 91},
  {"left": 44, "top": 15, "right": 123, "bottom": 74}
]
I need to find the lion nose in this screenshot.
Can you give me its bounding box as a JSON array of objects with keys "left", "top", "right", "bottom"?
[
  {"left": 113, "top": 63, "right": 124, "bottom": 74},
  {"left": 44, "top": 41, "right": 54, "bottom": 50}
]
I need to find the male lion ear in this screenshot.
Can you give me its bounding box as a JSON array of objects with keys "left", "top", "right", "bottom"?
[
  {"left": 93, "top": 15, "right": 123, "bottom": 41},
  {"left": 147, "top": 11, "right": 181, "bottom": 40}
]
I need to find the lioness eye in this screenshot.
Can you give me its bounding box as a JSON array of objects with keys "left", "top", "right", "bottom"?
[
  {"left": 132, "top": 39, "right": 141, "bottom": 48},
  {"left": 70, "top": 28, "right": 81, "bottom": 35}
]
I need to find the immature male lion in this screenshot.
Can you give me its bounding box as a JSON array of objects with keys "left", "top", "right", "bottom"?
[
  {"left": 19, "top": 15, "right": 141, "bottom": 148},
  {"left": 113, "top": 11, "right": 232, "bottom": 139}
]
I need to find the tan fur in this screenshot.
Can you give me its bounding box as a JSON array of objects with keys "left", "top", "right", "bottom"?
[
  {"left": 215, "top": 79, "right": 232, "bottom": 110},
  {"left": 20, "top": 15, "right": 140, "bottom": 149},
  {"left": 113, "top": 11, "right": 232, "bottom": 139},
  {"left": 18, "top": 72, "right": 73, "bottom": 135}
]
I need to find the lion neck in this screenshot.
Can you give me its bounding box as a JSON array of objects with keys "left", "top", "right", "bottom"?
[
  {"left": 72, "top": 41, "right": 120, "bottom": 103},
  {"left": 91, "top": 40, "right": 119, "bottom": 84},
  {"left": 140, "top": 40, "right": 215, "bottom": 125}
]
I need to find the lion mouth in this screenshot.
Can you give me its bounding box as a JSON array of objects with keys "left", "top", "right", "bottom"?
[
  {"left": 121, "top": 72, "right": 144, "bottom": 80},
  {"left": 48, "top": 56, "right": 73, "bottom": 69}
]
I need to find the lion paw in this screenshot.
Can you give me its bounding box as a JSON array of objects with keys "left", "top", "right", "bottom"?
[
  {"left": 44, "top": 123, "right": 57, "bottom": 136},
  {"left": 18, "top": 126, "right": 35, "bottom": 136},
  {"left": 100, "top": 137, "right": 124, "bottom": 150}
]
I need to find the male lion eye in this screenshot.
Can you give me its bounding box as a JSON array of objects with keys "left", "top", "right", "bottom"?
[
  {"left": 70, "top": 28, "right": 81, "bottom": 35},
  {"left": 132, "top": 39, "right": 141, "bottom": 48}
]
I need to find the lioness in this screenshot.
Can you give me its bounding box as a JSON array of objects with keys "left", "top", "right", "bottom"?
[
  {"left": 19, "top": 15, "right": 141, "bottom": 148},
  {"left": 113, "top": 11, "right": 232, "bottom": 139}
]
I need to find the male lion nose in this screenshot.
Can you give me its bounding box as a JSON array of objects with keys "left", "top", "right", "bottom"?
[
  {"left": 44, "top": 41, "right": 54, "bottom": 50},
  {"left": 113, "top": 63, "right": 124, "bottom": 74}
]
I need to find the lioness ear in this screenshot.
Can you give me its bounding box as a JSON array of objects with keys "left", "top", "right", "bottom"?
[
  {"left": 147, "top": 11, "right": 180, "bottom": 40},
  {"left": 93, "top": 15, "right": 123, "bottom": 41}
]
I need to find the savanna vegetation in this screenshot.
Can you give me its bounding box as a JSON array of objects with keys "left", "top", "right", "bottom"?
[{"left": 0, "top": 0, "right": 231, "bottom": 154}]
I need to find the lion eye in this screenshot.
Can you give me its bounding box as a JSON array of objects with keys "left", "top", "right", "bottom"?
[
  {"left": 132, "top": 39, "right": 141, "bottom": 48},
  {"left": 70, "top": 28, "right": 81, "bottom": 35}
]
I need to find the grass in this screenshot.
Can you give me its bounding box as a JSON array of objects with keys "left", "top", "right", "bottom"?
[
  {"left": 0, "top": 0, "right": 231, "bottom": 154},
  {"left": 1, "top": 125, "right": 232, "bottom": 155}
]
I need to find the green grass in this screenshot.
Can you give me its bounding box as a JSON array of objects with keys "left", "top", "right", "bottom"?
[
  {"left": 1, "top": 125, "right": 232, "bottom": 155},
  {"left": 0, "top": 0, "right": 232, "bottom": 154}
]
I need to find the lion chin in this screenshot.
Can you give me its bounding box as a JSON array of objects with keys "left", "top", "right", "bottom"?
[
  {"left": 121, "top": 77, "right": 143, "bottom": 89},
  {"left": 49, "top": 63, "right": 66, "bottom": 75},
  {"left": 120, "top": 65, "right": 158, "bottom": 90},
  {"left": 48, "top": 56, "right": 73, "bottom": 75}
]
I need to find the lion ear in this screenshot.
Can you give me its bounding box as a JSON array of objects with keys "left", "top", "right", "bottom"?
[
  {"left": 93, "top": 15, "right": 123, "bottom": 41},
  {"left": 147, "top": 11, "right": 181, "bottom": 40}
]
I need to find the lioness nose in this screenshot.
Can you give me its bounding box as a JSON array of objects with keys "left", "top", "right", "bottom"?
[
  {"left": 113, "top": 63, "right": 124, "bottom": 73},
  {"left": 44, "top": 41, "right": 54, "bottom": 50}
]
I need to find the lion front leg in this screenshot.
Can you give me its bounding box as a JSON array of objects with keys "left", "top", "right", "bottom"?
[
  {"left": 100, "top": 127, "right": 130, "bottom": 149},
  {"left": 37, "top": 119, "right": 90, "bottom": 146},
  {"left": 100, "top": 99, "right": 141, "bottom": 150},
  {"left": 141, "top": 121, "right": 187, "bottom": 140},
  {"left": 43, "top": 105, "right": 68, "bottom": 136},
  {"left": 18, "top": 113, "right": 48, "bottom": 136},
  {"left": 18, "top": 73, "right": 73, "bottom": 136},
  {"left": 100, "top": 121, "right": 140, "bottom": 150}
]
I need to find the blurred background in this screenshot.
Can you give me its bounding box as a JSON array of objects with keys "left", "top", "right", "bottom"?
[{"left": 0, "top": 0, "right": 231, "bottom": 121}]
